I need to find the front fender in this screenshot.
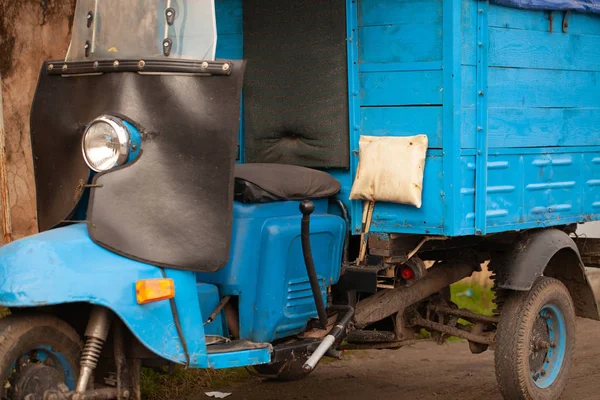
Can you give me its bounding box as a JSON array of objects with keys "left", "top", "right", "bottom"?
[
  {"left": 0, "top": 224, "right": 208, "bottom": 366},
  {"left": 492, "top": 229, "right": 599, "bottom": 320}
]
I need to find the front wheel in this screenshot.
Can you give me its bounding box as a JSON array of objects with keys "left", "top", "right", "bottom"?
[
  {"left": 495, "top": 277, "right": 575, "bottom": 400},
  {"left": 0, "top": 315, "right": 82, "bottom": 400}
]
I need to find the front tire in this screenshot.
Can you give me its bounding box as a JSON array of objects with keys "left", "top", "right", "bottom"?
[
  {"left": 495, "top": 277, "right": 575, "bottom": 400},
  {"left": 0, "top": 314, "right": 82, "bottom": 399}
]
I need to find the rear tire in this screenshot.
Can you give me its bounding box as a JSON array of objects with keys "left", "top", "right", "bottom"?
[
  {"left": 0, "top": 314, "right": 82, "bottom": 399},
  {"left": 495, "top": 277, "right": 575, "bottom": 400}
]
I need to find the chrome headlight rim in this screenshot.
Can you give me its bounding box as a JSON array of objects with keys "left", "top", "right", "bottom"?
[{"left": 82, "top": 115, "right": 131, "bottom": 172}]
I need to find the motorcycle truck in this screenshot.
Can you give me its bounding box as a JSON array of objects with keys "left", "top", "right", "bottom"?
[{"left": 1, "top": 0, "right": 600, "bottom": 399}]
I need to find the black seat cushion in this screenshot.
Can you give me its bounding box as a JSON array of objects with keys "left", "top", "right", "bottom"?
[{"left": 234, "top": 163, "right": 341, "bottom": 204}]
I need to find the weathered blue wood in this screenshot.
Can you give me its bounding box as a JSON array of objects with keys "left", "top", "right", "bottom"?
[
  {"left": 487, "top": 68, "right": 600, "bottom": 108},
  {"left": 370, "top": 152, "right": 445, "bottom": 235},
  {"left": 360, "top": 71, "right": 443, "bottom": 106},
  {"left": 217, "top": 0, "right": 600, "bottom": 237},
  {"left": 488, "top": 3, "right": 600, "bottom": 35},
  {"left": 360, "top": 107, "right": 443, "bottom": 148},
  {"left": 462, "top": 108, "right": 600, "bottom": 148},
  {"left": 359, "top": 0, "right": 443, "bottom": 26},
  {"left": 359, "top": 24, "right": 443, "bottom": 64},
  {"left": 489, "top": 27, "right": 600, "bottom": 70},
  {"left": 359, "top": 61, "right": 443, "bottom": 73}
]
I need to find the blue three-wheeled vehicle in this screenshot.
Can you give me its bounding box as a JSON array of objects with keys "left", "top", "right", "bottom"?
[{"left": 2, "top": 0, "right": 600, "bottom": 399}]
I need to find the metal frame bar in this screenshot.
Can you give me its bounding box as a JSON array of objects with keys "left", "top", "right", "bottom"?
[
  {"left": 441, "top": 0, "right": 463, "bottom": 236},
  {"left": 475, "top": 0, "right": 490, "bottom": 235}
]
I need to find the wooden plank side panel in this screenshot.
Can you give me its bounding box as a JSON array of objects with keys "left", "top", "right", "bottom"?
[
  {"left": 489, "top": 27, "right": 600, "bottom": 71},
  {"left": 359, "top": 24, "right": 443, "bottom": 64},
  {"left": 360, "top": 106, "right": 443, "bottom": 148},
  {"left": 360, "top": 70, "right": 443, "bottom": 106},
  {"left": 370, "top": 152, "right": 445, "bottom": 234},
  {"left": 462, "top": 108, "right": 600, "bottom": 149},
  {"left": 359, "top": 0, "right": 442, "bottom": 26},
  {"left": 487, "top": 68, "right": 600, "bottom": 108},
  {"left": 488, "top": 3, "right": 600, "bottom": 36}
]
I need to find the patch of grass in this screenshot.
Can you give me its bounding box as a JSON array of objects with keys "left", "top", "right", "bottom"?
[
  {"left": 141, "top": 366, "right": 249, "bottom": 400},
  {"left": 451, "top": 281, "right": 495, "bottom": 316}
]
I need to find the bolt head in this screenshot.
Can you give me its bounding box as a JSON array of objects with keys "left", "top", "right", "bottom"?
[
  {"left": 222, "top": 63, "right": 230, "bottom": 71},
  {"left": 113, "top": 60, "right": 119, "bottom": 67}
]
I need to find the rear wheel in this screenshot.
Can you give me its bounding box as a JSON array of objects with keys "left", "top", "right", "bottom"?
[
  {"left": 0, "top": 315, "right": 82, "bottom": 400},
  {"left": 495, "top": 277, "right": 575, "bottom": 400}
]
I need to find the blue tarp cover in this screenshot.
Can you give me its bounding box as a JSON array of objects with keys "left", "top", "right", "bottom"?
[{"left": 491, "top": 0, "right": 600, "bottom": 14}]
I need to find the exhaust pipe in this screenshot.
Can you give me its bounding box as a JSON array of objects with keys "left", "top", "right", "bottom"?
[{"left": 354, "top": 261, "right": 477, "bottom": 329}]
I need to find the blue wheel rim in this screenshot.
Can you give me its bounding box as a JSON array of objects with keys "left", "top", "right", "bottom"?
[
  {"left": 530, "top": 304, "right": 567, "bottom": 389},
  {"left": 9, "top": 345, "right": 77, "bottom": 391}
]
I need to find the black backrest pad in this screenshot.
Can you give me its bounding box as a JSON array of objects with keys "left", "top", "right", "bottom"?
[{"left": 243, "top": 0, "right": 350, "bottom": 168}]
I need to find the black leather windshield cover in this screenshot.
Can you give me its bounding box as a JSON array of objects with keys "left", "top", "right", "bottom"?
[
  {"left": 30, "top": 63, "right": 91, "bottom": 232},
  {"left": 33, "top": 60, "right": 246, "bottom": 272}
]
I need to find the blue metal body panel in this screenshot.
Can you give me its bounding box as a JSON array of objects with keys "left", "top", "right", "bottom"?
[
  {"left": 215, "top": 0, "right": 600, "bottom": 237},
  {"left": 0, "top": 224, "right": 210, "bottom": 366},
  {"left": 0, "top": 224, "right": 275, "bottom": 369},
  {"left": 197, "top": 200, "right": 346, "bottom": 343},
  {"left": 197, "top": 283, "right": 225, "bottom": 336},
  {"left": 207, "top": 348, "right": 272, "bottom": 369}
]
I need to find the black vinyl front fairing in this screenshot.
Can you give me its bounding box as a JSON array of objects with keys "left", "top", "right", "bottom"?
[{"left": 30, "top": 60, "right": 246, "bottom": 272}]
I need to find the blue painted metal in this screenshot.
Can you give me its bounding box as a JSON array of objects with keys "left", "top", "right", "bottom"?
[
  {"left": 197, "top": 284, "right": 225, "bottom": 336},
  {"left": 38, "top": 345, "right": 77, "bottom": 390},
  {"left": 207, "top": 347, "right": 271, "bottom": 370},
  {"left": 197, "top": 200, "right": 345, "bottom": 343},
  {"left": 122, "top": 120, "right": 142, "bottom": 164},
  {"left": 534, "top": 304, "right": 567, "bottom": 388},
  {"left": 0, "top": 224, "right": 209, "bottom": 367},
  {"left": 9, "top": 346, "right": 77, "bottom": 390}
]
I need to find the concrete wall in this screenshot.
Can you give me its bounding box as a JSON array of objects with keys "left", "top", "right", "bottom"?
[{"left": 0, "top": 0, "right": 76, "bottom": 244}]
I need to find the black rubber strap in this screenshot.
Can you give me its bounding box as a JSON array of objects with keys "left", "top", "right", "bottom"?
[{"left": 161, "top": 269, "right": 191, "bottom": 367}]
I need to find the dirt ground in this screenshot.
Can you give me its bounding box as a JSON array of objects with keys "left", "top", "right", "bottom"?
[{"left": 203, "top": 318, "right": 600, "bottom": 400}]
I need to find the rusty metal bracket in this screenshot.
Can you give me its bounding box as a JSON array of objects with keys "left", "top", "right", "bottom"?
[
  {"left": 562, "top": 10, "right": 571, "bottom": 33},
  {"left": 546, "top": 11, "right": 554, "bottom": 33}
]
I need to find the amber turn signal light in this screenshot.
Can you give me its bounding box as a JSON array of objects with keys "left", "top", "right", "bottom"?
[{"left": 136, "top": 278, "right": 175, "bottom": 304}]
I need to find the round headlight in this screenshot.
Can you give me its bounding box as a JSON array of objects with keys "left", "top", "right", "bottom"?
[{"left": 82, "top": 115, "right": 130, "bottom": 172}]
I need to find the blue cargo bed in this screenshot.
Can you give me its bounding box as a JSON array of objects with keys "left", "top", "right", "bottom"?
[{"left": 214, "top": 0, "right": 600, "bottom": 237}]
